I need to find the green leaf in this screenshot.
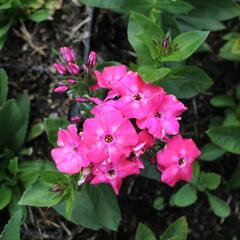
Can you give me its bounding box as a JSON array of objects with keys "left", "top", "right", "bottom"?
[
  {"left": 0, "top": 21, "right": 12, "bottom": 38},
  {"left": 185, "top": 0, "right": 240, "bottom": 21},
  {"left": 44, "top": 117, "right": 69, "bottom": 146},
  {"left": 207, "top": 193, "right": 230, "bottom": 218},
  {"left": 0, "top": 34, "right": 8, "bottom": 50},
  {"left": 8, "top": 157, "right": 18, "bottom": 176},
  {"left": 54, "top": 184, "right": 121, "bottom": 230},
  {"left": 156, "top": 0, "right": 194, "bottom": 14},
  {"left": 153, "top": 197, "right": 165, "bottom": 211},
  {"left": 18, "top": 160, "right": 54, "bottom": 187},
  {"left": 160, "top": 31, "right": 209, "bottom": 62},
  {"left": 39, "top": 170, "right": 69, "bottom": 184},
  {"left": 223, "top": 111, "right": 240, "bottom": 127},
  {"left": 80, "top": 0, "right": 152, "bottom": 13},
  {"left": 172, "top": 184, "right": 197, "bottom": 207},
  {"left": 80, "top": 0, "right": 126, "bottom": 12},
  {"left": 29, "top": 9, "right": 50, "bottom": 22},
  {"left": 190, "top": 161, "right": 200, "bottom": 185},
  {"left": 64, "top": 185, "right": 75, "bottom": 220},
  {"left": 138, "top": 66, "right": 171, "bottom": 83},
  {"left": 135, "top": 223, "right": 157, "bottom": 240},
  {"left": 178, "top": 15, "right": 225, "bottom": 31},
  {"left": 226, "top": 165, "right": 240, "bottom": 191},
  {"left": 0, "top": 0, "right": 12, "bottom": 10},
  {"left": 199, "top": 143, "right": 225, "bottom": 161},
  {"left": 11, "top": 95, "right": 30, "bottom": 152},
  {"left": 210, "top": 95, "right": 236, "bottom": 108},
  {"left": 19, "top": 178, "right": 63, "bottom": 207},
  {"left": 160, "top": 216, "right": 188, "bottom": 240},
  {"left": 128, "top": 11, "right": 163, "bottom": 65},
  {"left": 0, "top": 68, "right": 8, "bottom": 106},
  {"left": 219, "top": 39, "right": 240, "bottom": 61},
  {"left": 207, "top": 126, "right": 240, "bottom": 154},
  {"left": 27, "top": 122, "right": 44, "bottom": 141},
  {"left": 0, "top": 210, "right": 22, "bottom": 240},
  {"left": 0, "top": 185, "right": 12, "bottom": 210},
  {"left": 0, "top": 99, "right": 24, "bottom": 152},
  {"left": 199, "top": 172, "right": 221, "bottom": 190},
  {"left": 158, "top": 66, "right": 213, "bottom": 99}
]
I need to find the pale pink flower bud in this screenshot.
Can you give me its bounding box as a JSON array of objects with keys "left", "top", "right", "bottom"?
[
  {"left": 53, "top": 63, "right": 67, "bottom": 75},
  {"left": 68, "top": 79, "right": 77, "bottom": 84},
  {"left": 68, "top": 62, "right": 80, "bottom": 75},
  {"left": 60, "top": 47, "right": 76, "bottom": 62},
  {"left": 82, "top": 64, "right": 89, "bottom": 74},
  {"left": 88, "top": 51, "right": 97, "bottom": 67},
  {"left": 75, "top": 97, "right": 88, "bottom": 102},
  {"left": 54, "top": 85, "right": 69, "bottom": 93},
  {"left": 70, "top": 116, "right": 81, "bottom": 123}
]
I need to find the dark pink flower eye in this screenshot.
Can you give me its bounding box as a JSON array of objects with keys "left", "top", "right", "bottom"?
[
  {"left": 105, "top": 135, "right": 113, "bottom": 143},
  {"left": 154, "top": 112, "right": 161, "bottom": 118},
  {"left": 107, "top": 169, "right": 116, "bottom": 177},
  {"left": 178, "top": 158, "right": 185, "bottom": 166},
  {"left": 72, "top": 146, "right": 78, "bottom": 152},
  {"left": 133, "top": 93, "right": 142, "bottom": 101}
]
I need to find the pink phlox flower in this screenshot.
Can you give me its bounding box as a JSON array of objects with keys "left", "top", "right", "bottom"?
[
  {"left": 90, "top": 100, "right": 117, "bottom": 115},
  {"left": 157, "top": 135, "right": 201, "bottom": 187},
  {"left": 133, "top": 130, "right": 155, "bottom": 157},
  {"left": 60, "top": 47, "right": 76, "bottom": 62},
  {"left": 94, "top": 65, "right": 128, "bottom": 90},
  {"left": 51, "top": 124, "right": 90, "bottom": 174},
  {"left": 137, "top": 93, "right": 187, "bottom": 139},
  {"left": 132, "top": 156, "right": 144, "bottom": 169},
  {"left": 83, "top": 108, "right": 138, "bottom": 163},
  {"left": 115, "top": 72, "right": 164, "bottom": 119},
  {"left": 91, "top": 158, "right": 140, "bottom": 194}
]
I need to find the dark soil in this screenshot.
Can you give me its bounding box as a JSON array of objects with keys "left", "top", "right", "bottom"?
[{"left": 0, "top": 1, "right": 240, "bottom": 239}]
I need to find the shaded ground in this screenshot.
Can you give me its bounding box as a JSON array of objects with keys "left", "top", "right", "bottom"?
[{"left": 0, "top": 1, "right": 240, "bottom": 239}]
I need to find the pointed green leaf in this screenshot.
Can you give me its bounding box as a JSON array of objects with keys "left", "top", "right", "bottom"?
[
  {"left": 0, "top": 210, "right": 22, "bottom": 240},
  {"left": 160, "top": 217, "right": 188, "bottom": 240},
  {"left": 207, "top": 126, "right": 240, "bottom": 154},
  {"left": 207, "top": 193, "right": 230, "bottom": 218},
  {"left": 160, "top": 31, "right": 209, "bottom": 62},
  {"left": 135, "top": 223, "right": 157, "bottom": 240},
  {"left": 0, "top": 68, "right": 8, "bottom": 106},
  {"left": 158, "top": 66, "right": 213, "bottom": 99}
]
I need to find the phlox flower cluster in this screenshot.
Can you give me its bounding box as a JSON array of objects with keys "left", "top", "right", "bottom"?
[{"left": 51, "top": 47, "right": 201, "bottom": 194}]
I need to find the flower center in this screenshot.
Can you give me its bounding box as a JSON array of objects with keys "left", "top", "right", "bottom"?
[
  {"left": 178, "top": 158, "right": 185, "bottom": 167},
  {"left": 105, "top": 135, "right": 113, "bottom": 143},
  {"left": 107, "top": 169, "right": 116, "bottom": 178},
  {"left": 72, "top": 146, "right": 78, "bottom": 151},
  {"left": 133, "top": 93, "right": 142, "bottom": 101},
  {"left": 154, "top": 112, "right": 161, "bottom": 118}
]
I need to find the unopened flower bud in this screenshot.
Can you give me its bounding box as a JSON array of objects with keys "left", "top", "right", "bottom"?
[
  {"left": 68, "top": 79, "right": 77, "bottom": 84},
  {"left": 60, "top": 47, "right": 76, "bottom": 62},
  {"left": 82, "top": 64, "right": 89, "bottom": 74},
  {"left": 54, "top": 85, "right": 69, "bottom": 93},
  {"left": 68, "top": 62, "right": 80, "bottom": 75},
  {"left": 75, "top": 97, "right": 88, "bottom": 102},
  {"left": 162, "top": 37, "right": 169, "bottom": 49},
  {"left": 70, "top": 116, "right": 81, "bottom": 123},
  {"left": 53, "top": 63, "right": 67, "bottom": 75},
  {"left": 88, "top": 51, "right": 97, "bottom": 67}
]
